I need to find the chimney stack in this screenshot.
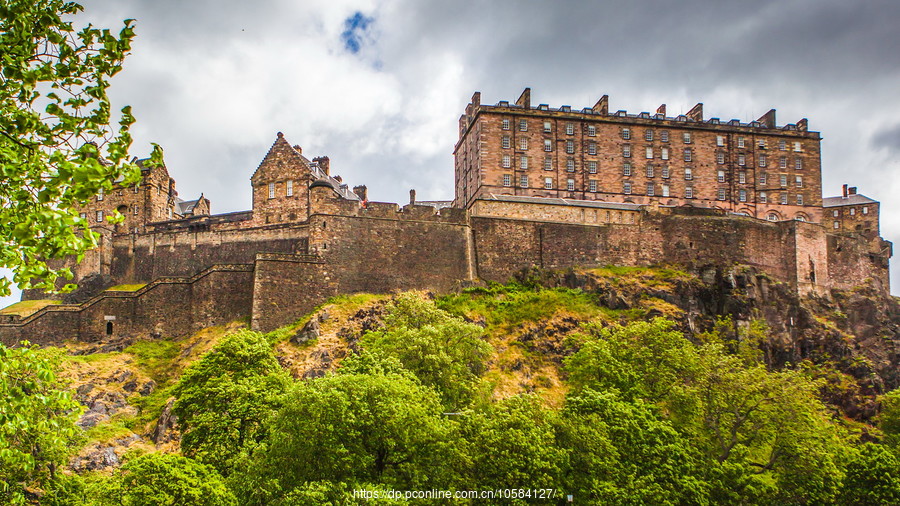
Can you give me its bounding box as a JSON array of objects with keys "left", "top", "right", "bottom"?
[
  {"left": 293, "top": 144, "right": 302, "bottom": 154},
  {"left": 842, "top": 184, "right": 848, "bottom": 198},
  {"left": 409, "top": 189, "right": 416, "bottom": 205},
  {"left": 516, "top": 87, "right": 531, "bottom": 109},
  {"left": 849, "top": 187, "right": 857, "bottom": 195},
  {"left": 353, "top": 185, "right": 368, "bottom": 201},
  {"left": 313, "top": 156, "right": 330, "bottom": 176}
]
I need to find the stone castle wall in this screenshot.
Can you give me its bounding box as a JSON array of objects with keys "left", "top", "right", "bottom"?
[{"left": 2, "top": 196, "right": 891, "bottom": 342}]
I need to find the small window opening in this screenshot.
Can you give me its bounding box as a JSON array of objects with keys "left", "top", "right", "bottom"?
[{"left": 106, "top": 321, "right": 113, "bottom": 335}]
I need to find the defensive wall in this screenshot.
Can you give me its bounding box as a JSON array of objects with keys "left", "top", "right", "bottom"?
[{"left": 0, "top": 186, "right": 891, "bottom": 345}]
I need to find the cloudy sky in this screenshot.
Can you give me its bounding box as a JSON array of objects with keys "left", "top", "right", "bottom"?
[{"left": 4, "top": 0, "right": 900, "bottom": 306}]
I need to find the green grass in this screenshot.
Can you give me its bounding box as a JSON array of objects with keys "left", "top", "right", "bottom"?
[
  {"left": 437, "top": 284, "right": 604, "bottom": 329},
  {"left": 106, "top": 283, "right": 147, "bottom": 292},
  {"left": 0, "top": 299, "right": 61, "bottom": 316},
  {"left": 125, "top": 339, "right": 181, "bottom": 385}
]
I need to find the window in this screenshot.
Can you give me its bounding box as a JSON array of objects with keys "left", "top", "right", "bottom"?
[
  {"left": 543, "top": 121, "right": 552, "bottom": 133},
  {"left": 623, "top": 162, "right": 632, "bottom": 176},
  {"left": 833, "top": 221, "right": 840, "bottom": 229},
  {"left": 662, "top": 166, "right": 670, "bottom": 179},
  {"left": 544, "top": 177, "right": 553, "bottom": 189},
  {"left": 739, "top": 189, "right": 747, "bottom": 202},
  {"left": 624, "top": 182, "right": 632, "bottom": 194},
  {"left": 623, "top": 145, "right": 631, "bottom": 158},
  {"left": 589, "top": 180, "right": 598, "bottom": 192},
  {"left": 683, "top": 148, "right": 692, "bottom": 162},
  {"left": 79, "top": 212, "right": 87, "bottom": 220},
  {"left": 780, "top": 156, "right": 787, "bottom": 168},
  {"left": 268, "top": 182, "right": 275, "bottom": 199},
  {"left": 717, "top": 170, "right": 725, "bottom": 183},
  {"left": 286, "top": 179, "right": 294, "bottom": 196},
  {"left": 738, "top": 154, "right": 746, "bottom": 166},
  {"left": 567, "top": 179, "right": 575, "bottom": 191},
  {"left": 646, "top": 146, "right": 653, "bottom": 159},
  {"left": 863, "top": 206, "right": 868, "bottom": 215},
  {"left": 795, "top": 175, "right": 803, "bottom": 187},
  {"left": 660, "top": 131, "right": 669, "bottom": 142},
  {"left": 780, "top": 193, "right": 788, "bottom": 205},
  {"left": 502, "top": 174, "right": 512, "bottom": 187},
  {"left": 519, "top": 137, "right": 528, "bottom": 150},
  {"left": 793, "top": 141, "right": 802, "bottom": 152},
  {"left": 685, "top": 186, "right": 694, "bottom": 199},
  {"left": 759, "top": 191, "right": 768, "bottom": 203},
  {"left": 132, "top": 206, "right": 138, "bottom": 215},
  {"left": 501, "top": 136, "right": 511, "bottom": 148},
  {"left": 519, "top": 156, "right": 528, "bottom": 169},
  {"left": 850, "top": 207, "right": 856, "bottom": 216},
  {"left": 683, "top": 132, "right": 692, "bottom": 144},
  {"left": 544, "top": 156, "right": 553, "bottom": 170},
  {"left": 96, "top": 210, "right": 103, "bottom": 222},
  {"left": 832, "top": 209, "right": 839, "bottom": 217},
  {"left": 519, "top": 119, "right": 527, "bottom": 131},
  {"left": 661, "top": 147, "right": 669, "bottom": 160},
  {"left": 739, "top": 172, "right": 746, "bottom": 184},
  {"left": 684, "top": 168, "right": 693, "bottom": 180},
  {"left": 738, "top": 136, "right": 745, "bottom": 148},
  {"left": 588, "top": 161, "right": 597, "bottom": 174},
  {"left": 795, "top": 158, "right": 803, "bottom": 170},
  {"left": 544, "top": 139, "right": 552, "bottom": 151},
  {"left": 778, "top": 140, "right": 786, "bottom": 151},
  {"left": 769, "top": 213, "right": 779, "bottom": 221},
  {"left": 758, "top": 154, "right": 767, "bottom": 167},
  {"left": 622, "top": 128, "right": 631, "bottom": 140},
  {"left": 716, "top": 135, "right": 725, "bottom": 147},
  {"left": 780, "top": 174, "right": 787, "bottom": 188},
  {"left": 97, "top": 188, "right": 104, "bottom": 201},
  {"left": 645, "top": 129, "right": 653, "bottom": 141},
  {"left": 646, "top": 183, "right": 655, "bottom": 196},
  {"left": 502, "top": 155, "right": 511, "bottom": 168},
  {"left": 796, "top": 194, "right": 804, "bottom": 205},
  {"left": 588, "top": 142, "right": 597, "bottom": 155},
  {"left": 587, "top": 125, "right": 596, "bottom": 136},
  {"left": 646, "top": 165, "right": 654, "bottom": 178},
  {"left": 502, "top": 119, "right": 510, "bottom": 130},
  {"left": 519, "top": 175, "right": 528, "bottom": 188},
  {"left": 758, "top": 139, "right": 766, "bottom": 149},
  {"left": 759, "top": 173, "right": 767, "bottom": 185},
  {"left": 566, "top": 140, "right": 575, "bottom": 154},
  {"left": 717, "top": 188, "right": 726, "bottom": 200},
  {"left": 566, "top": 123, "right": 574, "bottom": 135},
  {"left": 662, "top": 184, "right": 670, "bottom": 197},
  {"left": 717, "top": 152, "right": 725, "bottom": 164},
  {"left": 566, "top": 158, "right": 575, "bottom": 172}
]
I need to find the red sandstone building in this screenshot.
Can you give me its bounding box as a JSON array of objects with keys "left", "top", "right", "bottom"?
[{"left": 455, "top": 88, "right": 824, "bottom": 223}]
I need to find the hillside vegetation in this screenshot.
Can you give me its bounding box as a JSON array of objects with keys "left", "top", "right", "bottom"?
[{"left": 3, "top": 266, "right": 900, "bottom": 505}]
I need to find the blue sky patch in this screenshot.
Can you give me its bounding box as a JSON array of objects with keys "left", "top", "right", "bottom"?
[{"left": 341, "top": 12, "right": 374, "bottom": 54}]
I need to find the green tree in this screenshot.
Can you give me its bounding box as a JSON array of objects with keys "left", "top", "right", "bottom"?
[
  {"left": 458, "top": 395, "right": 564, "bottom": 493},
  {"left": 0, "top": 0, "right": 148, "bottom": 295},
  {"left": 558, "top": 388, "right": 709, "bottom": 505},
  {"left": 880, "top": 387, "right": 900, "bottom": 450},
  {"left": 115, "top": 454, "right": 236, "bottom": 506},
  {"left": 173, "top": 330, "right": 291, "bottom": 476},
  {"left": 243, "top": 371, "right": 457, "bottom": 504},
  {"left": 840, "top": 443, "right": 900, "bottom": 505},
  {"left": 362, "top": 293, "right": 492, "bottom": 410},
  {"left": 0, "top": 343, "right": 82, "bottom": 505}
]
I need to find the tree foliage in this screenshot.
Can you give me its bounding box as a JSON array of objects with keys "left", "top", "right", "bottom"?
[
  {"left": 116, "top": 453, "right": 236, "bottom": 506},
  {"left": 173, "top": 330, "right": 291, "bottom": 476},
  {"left": 0, "top": 343, "right": 82, "bottom": 505},
  {"left": 0, "top": 0, "right": 150, "bottom": 295},
  {"left": 362, "top": 293, "right": 492, "bottom": 410}
]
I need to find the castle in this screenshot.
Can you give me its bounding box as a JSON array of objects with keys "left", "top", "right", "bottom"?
[{"left": 0, "top": 89, "right": 892, "bottom": 345}]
